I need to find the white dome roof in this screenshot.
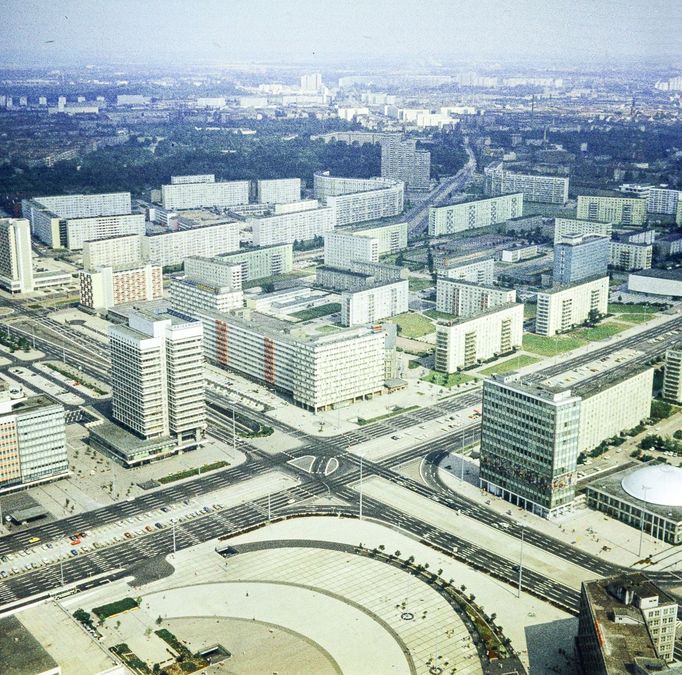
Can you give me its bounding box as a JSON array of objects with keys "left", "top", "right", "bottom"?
[{"left": 621, "top": 464, "right": 682, "bottom": 507}]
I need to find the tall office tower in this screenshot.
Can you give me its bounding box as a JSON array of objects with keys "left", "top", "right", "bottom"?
[
  {"left": 300, "top": 73, "right": 322, "bottom": 91},
  {"left": 576, "top": 195, "right": 647, "bottom": 225},
  {"left": 663, "top": 342, "right": 682, "bottom": 403},
  {"left": 0, "top": 379, "right": 68, "bottom": 491},
  {"left": 553, "top": 234, "right": 609, "bottom": 284},
  {"left": 484, "top": 162, "right": 569, "bottom": 204},
  {"left": 480, "top": 359, "right": 652, "bottom": 517},
  {"left": 110, "top": 310, "right": 206, "bottom": 449},
  {"left": 380, "top": 135, "right": 431, "bottom": 191},
  {"left": 0, "top": 218, "right": 34, "bottom": 293}
]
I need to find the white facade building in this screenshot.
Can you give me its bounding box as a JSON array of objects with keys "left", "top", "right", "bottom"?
[
  {"left": 79, "top": 264, "right": 163, "bottom": 312},
  {"left": 535, "top": 276, "right": 609, "bottom": 336},
  {"left": 436, "top": 278, "right": 516, "bottom": 317},
  {"left": 429, "top": 194, "right": 524, "bottom": 236},
  {"left": 64, "top": 213, "right": 145, "bottom": 250},
  {"left": 161, "top": 178, "right": 249, "bottom": 210},
  {"left": 663, "top": 343, "right": 682, "bottom": 404},
  {"left": 434, "top": 303, "right": 523, "bottom": 372},
  {"left": 554, "top": 218, "right": 613, "bottom": 243},
  {"left": 437, "top": 258, "right": 495, "bottom": 284},
  {"left": 325, "top": 183, "right": 404, "bottom": 226},
  {"left": 341, "top": 280, "right": 409, "bottom": 327},
  {"left": 324, "top": 231, "right": 379, "bottom": 269},
  {"left": 170, "top": 277, "right": 244, "bottom": 314},
  {"left": 351, "top": 221, "right": 408, "bottom": 254},
  {"left": 110, "top": 309, "right": 205, "bottom": 449},
  {"left": 82, "top": 234, "right": 147, "bottom": 270},
  {"left": 484, "top": 162, "right": 569, "bottom": 204},
  {"left": 647, "top": 188, "right": 680, "bottom": 215},
  {"left": 576, "top": 196, "right": 647, "bottom": 225},
  {"left": 608, "top": 241, "right": 653, "bottom": 271},
  {"left": 203, "top": 244, "right": 293, "bottom": 282},
  {"left": 250, "top": 206, "right": 335, "bottom": 246},
  {"left": 257, "top": 178, "right": 302, "bottom": 204},
  {"left": 0, "top": 218, "right": 34, "bottom": 293}
]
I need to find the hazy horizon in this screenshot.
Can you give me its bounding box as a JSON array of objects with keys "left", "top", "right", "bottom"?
[{"left": 2, "top": 0, "right": 682, "bottom": 69}]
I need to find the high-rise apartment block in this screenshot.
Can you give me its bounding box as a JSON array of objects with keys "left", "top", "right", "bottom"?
[
  {"left": 0, "top": 380, "right": 68, "bottom": 492},
  {"left": 109, "top": 309, "right": 206, "bottom": 452},
  {"left": 484, "top": 162, "right": 569, "bottom": 204},
  {"left": 0, "top": 218, "right": 34, "bottom": 293},
  {"left": 82, "top": 234, "right": 147, "bottom": 270},
  {"left": 300, "top": 73, "right": 322, "bottom": 91},
  {"left": 324, "top": 182, "right": 404, "bottom": 226},
  {"left": 161, "top": 176, "right": 249, "bottom": 210},
  {"left": 324, "top": 231, "right": 379, "bottom": 269},
  {"left": 340, "top": 280, "right": 409, "bottom": 327},
  {"left": 663, "top": 342, "right": 682, "bottom": 403},
  {"left": 198, "top": 244, "right": 293, "bottom": 282},
  {"left": 256, "top": 178, "right": 302, "bottom": 204},
  {"left": 436, "top": 258, "right": 495, "bottom": 284},
  {"left": 647, "top": 187, "right": 680, "bottom": 215},
  {"left": 578, "top": 574, "right": 678, "bottom": 673},
  {"left": 429, "top": 194, "right": 523, "bottom": 236},
  {"left": 350, "top": 221, "right": 408, "bottom": 254},
  {"left": 553, "top": 234, "right": 609, "bottom": 284},
  {"left": 250, "top": 205, "right": 335, "bottom": 246},
  {"left": 436, "top": 278, "right": 516, "bottom": 317},
  {"left": 535, "top": 276, "right": 609, "bottom": 336},
  {"left": 380, "top": 135, "right": 431, "bottom": 191},
  {"left": 22, "top": 192, "right": 136, "bottom": 248},
  {"left": 553, "top": 217, "right": 613, "bottom": 243},
  {"left": 576, "top": 195, "right": 647, "bottom": 225},
  {"left": 434, "top": 303, "right": 523, "bottom": 372},
  {"left": 480, "top": 358, "right": 652, "bottom": 517},
  {"left": 608, "top": 240, "right": 652, "bottom": 271},
  {"left": 79, "top": 264, "right": 163, "bottom": 312}
]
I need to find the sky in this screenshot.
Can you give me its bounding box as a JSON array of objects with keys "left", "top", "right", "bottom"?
[{"left": 2, "top": 0, "right": 681, "bottom": 68}]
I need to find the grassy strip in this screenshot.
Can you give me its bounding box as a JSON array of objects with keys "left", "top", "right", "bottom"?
[
  {"left": 45, "top": 361, "right": 108, "bottom": 395},
  {"left": 423, "top": 309, "right": 456, "bottom": 321},
  {"left": 110, "top": 644, "right": 151, "bottom": 675},
  {"left": 92, "top": 597, "right": 139, "bottom": 621},
  {"left": 478, "top": 354, "right": 540, "bottom": 376},
  {"left": 158, "top": 460, "right": 229, "bottom": 485},
  {"left": 421, "top": 371, "right": 475, "bottom": 388},
  {"left": 358, "top": 405, "right": 418, "bottom": 426},
  {"left": 408, "top": 278, "right": 435, "bottom": 292},
  {"left": 572, "top": 322, "right": 630, "bottom": 341},
  {"left": 386, "top": 312, "right": 435, "bottom": 338},
  {"left": 522, "top": 333, "right": 586, "bottom": 355},
  {"left": 290, "top": 302, "right": 341, "bottom": 321},
  {"left": 607, "top": 302, "right": 658, "bottom": 314}
]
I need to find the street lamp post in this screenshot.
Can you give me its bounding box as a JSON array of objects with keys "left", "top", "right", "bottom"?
[
  {"left": 359, "top": 453, "right": 364, "bottom": 519},
  {"left": 171, "top": 519, "right": 177, "bottom": 556}
]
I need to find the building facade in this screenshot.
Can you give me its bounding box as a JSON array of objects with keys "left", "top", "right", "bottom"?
[
  {"left": 553, "top": 234, "right": 609, "bottom": 284},
  {"left": 0, "top": 218, "right": 34, "bottom": 293},
  {"left": 82, "top": 234, "right": 147, "bottom": 270},
  {"left": 647, "top": 188, "right": 680, "bottom": 215},
  {"left": 437, "top": 258, "right": 495, "bottom": 284},
  {"left": 435, "top": 278, "right": 516, "bottom": 317},
  {"left": 161, "top": 177, "right": 249, "bottom": 210},
  {"left": 434, "top": 303, "right": 523, "bottom": 372},
  {"left": 250, "top": 206, "right": 335, "bottom": 246},
  {"left": 79, "top": 263, "right": 163, "bottom": 312},
  {"left": 663, "top": 342, "right": 682, "bottom": 403},
  {"left": 576, "top": 195, "right": 647, "bottom": 225},
  {"left": 380, "top": 135, "right": 431, "bottom": 191},
  {"left": 535, "top": 276, "right": 609, "bottom": 336},
  {"left": 429, "top": 194, "right": 524, "bottom": 236},
  {"left": 351, "top": 221, "right": 408, "bottom": 254},
  {"left": 608, "top": 240, "right": 652, "bottom": 271},
  {"left": 484, "top": 162, "right": 569, "bottom": 204},
  {"left": 324, "top": 231, "right": 379, "bottom": 269},
  {"left": 325, "top": 182, "right": 404, "bottom": 226},
  {"left": 257, "top": 178, "right": 302, "bottom": 204},
  {"left": 340, "top": 280, "right": 409, "bottom": 327},
  {"left": 64, "top": 213, "right": 145, "bottom": 250},
  {"left": 204, "top": 244, "right": 293, "bottom": 282},
  {"left": 554, "top": 217, "right": 613, "bottom": 243}
]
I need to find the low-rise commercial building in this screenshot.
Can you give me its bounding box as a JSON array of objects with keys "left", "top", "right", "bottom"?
[
  {"left": 250, "top": 205, "right": 335, "bottom": 246},
  {"left": 0, "top": 218, "right": 33, "bottom": 293},
  {"left": 480, "top": 355, "right": 653, "bottom": 517},
  {"left": 576, "top": 195, "right": 647, "bottom": 225},
  {"left": 586, "top": 465, "right": 682, "bottom": 546},
  {"left": 434, "top": 303, "right": 523, "bottom": 372},
  {"left": 578, "top": 574, "right": 678, "bottom": 673},
  {"left": 484, "top": 162, "right": 568, "bottom": 204},
  {"left": 429, "top": 193, "right": 524, "bottom": 236},
  {"left": 627, "top": 269, "right": 682, "bottom": 297},
  {"left": 256, "top": 178, "right": 301, "bottom": 204},
  {"left": 0, "top": 381, "right": 68, "bottom": 492},
  {"left": 436, "top": 278, "right": 516, "bottom": 317},
  {"left": 553, "top": 217, "right": 613, "bottom": 243},
  {"left": 535, "top": 276, "right": 609, "bottom": 336},
  {"left": 341, "top": 279, "right": 409, "bottom": 326},
  {"left": 499, "top": 243, "right": 538, "bottom": 263},
  {"left": 161, "top": 176, "right": 249, "bottom": 210}
]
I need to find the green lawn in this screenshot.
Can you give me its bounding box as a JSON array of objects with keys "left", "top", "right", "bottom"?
[
  {"left": 291, "top": 303, "right": 341, "bottom": 321},
  {"left": 572, "top": 322, "right": 630, "bottom": 342},
  {"left": 617, "top": 313, "right": 657, "bottom": 324},
  {"left": 523, "top": 304, "right": 537, "bottom": 319},
  {"left": 423, "top": 309, "right": 456, "bottom": 321},
  {"left": 608, "top": 303, "right": 658, "bottom": 314},
  {"left": 478, "top": 354, "right": 540, "bottom": 376},
  {"left": 522, "top": 333, "right": 586, "bottom": 355},
  {"left": 408, "top": 277, "right": 435, "bottom": 292},
  {"left": 386, "top": 312, "right": 435, "bottom": 338},
  {"left": 315, "top": 324, "right": 341, "bottom": 333},
  {"left": 421, "top": 371, "right": 475, "bottom": 387}
]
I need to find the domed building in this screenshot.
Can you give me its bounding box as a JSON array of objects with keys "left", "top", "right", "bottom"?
[{"left": 586, "top": 463, "right": 682, "bottom": 544}]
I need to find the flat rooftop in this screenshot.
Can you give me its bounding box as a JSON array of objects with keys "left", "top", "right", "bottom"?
[
  {"left": 538, "top": 274, "right": 608, "bottom": 295},
  {"left": 631, "top": 268, "right": 682, "bottom": 281},
  {"left": 437, "top": 301, "right": 520, "bottom": 327},
  {"left": 0, "top": 615, "right": 59, "bottom": 675}
]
